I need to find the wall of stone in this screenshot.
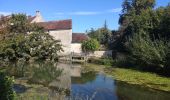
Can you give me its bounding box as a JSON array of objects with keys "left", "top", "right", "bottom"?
[
  {"left": 71, "top": 43, "right": 82, "bottom": 53},
  {"left": 88, "top": 50, "right": 112, "bottom": 58},
  {"left": 70, "top": 43, "right": 112, "bottom": 58},
  {"left": 48, "top": 29, "right": 72, "bottom": 55}
]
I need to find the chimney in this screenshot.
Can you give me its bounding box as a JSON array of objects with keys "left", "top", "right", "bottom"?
[
  {"left": 36, "top": 11, "right": 41, "bottom": 17},
  {"left": 31, "top": 11, "right": 44, "bottom": 23}
]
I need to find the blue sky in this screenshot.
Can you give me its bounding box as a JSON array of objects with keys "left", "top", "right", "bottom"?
[{"left": 0, "top": 0, "right": 169, "bottom": 32}]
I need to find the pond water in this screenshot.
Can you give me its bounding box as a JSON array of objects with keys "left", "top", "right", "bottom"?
[{"left": 6, "top": 61, "right": 170, "bottom": 100}]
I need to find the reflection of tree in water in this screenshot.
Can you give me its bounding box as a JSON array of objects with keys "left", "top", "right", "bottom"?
[
  {"left": 71, "top": 71, "right": 97, "bottom": 84},
  {"left": 28, "top": 62, "right": 63, "bottom": 86},
  {"left": 6, "top": 60, "right": 30, "bottom": 77},
  {"left": 116, "top": 81, "right": 170, "bottom": 100},
  {"left": 6, "top": 61, "right": 63, "bottom": 87}
]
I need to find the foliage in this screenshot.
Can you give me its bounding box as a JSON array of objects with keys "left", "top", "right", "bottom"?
[
  {"left": 82, "top": 39, "right": 99, "bottom": 52},
  {"left": 0, "top": 72, "right": 16, "bottom": 100},
  {"left": 113, "top": 0, "right": 170, "bottom": 75},
  {"left": 87, "top": 21, "right": 112, "bottom": 49},
  {"left": 129, "top": 33, "right": 169, "bottom": 71},
  {"left": 88, "top": 57, "right": 113, "bottom": 66},
  {"left": 0, "top": 34, "right": 28, "bottom": 61},
  {"left": 0, "top": 32, "right": 62, "bottom": 62},
  {"left": 27, "top": 32, "right": 62, "bottom": 60},
  {"left": 0, "top": 14, "right": 62, "bottom": 63},
  {"left": 8, "top": 14, "right": 29, "bottom": 33}
]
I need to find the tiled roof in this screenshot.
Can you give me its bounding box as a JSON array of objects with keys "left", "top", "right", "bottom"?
[
  {"left": 72, "top": 33, "right": 89, "bottom": 43},
  {"left": 37, "top": 19, "right": 72, "bottom": 30},
  {"left": 28, "top": 16, "right": 36, "bottom": 22}
]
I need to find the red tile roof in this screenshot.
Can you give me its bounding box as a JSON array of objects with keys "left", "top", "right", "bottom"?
[
  {"left": 28, "top": 16, "right": 36, "bottom": 22},
  {"left": 37, "top": 19, "right": 72, "bottom": 30},
  {"left": 72, "top": 33, "right": 89, "bottom": 43}
]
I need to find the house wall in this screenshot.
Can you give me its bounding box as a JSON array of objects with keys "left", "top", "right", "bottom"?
[
  {"left": 48, "top": 29, "right": 72, "bottom": 55},
  {"left": 71, "top": 43, "right": 82, "bottom": 53}
]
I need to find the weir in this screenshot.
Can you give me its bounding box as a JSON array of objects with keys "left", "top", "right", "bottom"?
[{"left": 59, "top": 52, "right": 88, "bottom": 63}]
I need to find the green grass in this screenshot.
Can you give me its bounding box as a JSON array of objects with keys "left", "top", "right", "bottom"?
[
  {"left": 82, "top": 63, "right": 105, "bottom": 73},
  {"left": 88, "top": 57, "right": 113, "bottom": 67},
  {"left": 105, "top": 68, "right": 170, "bottom": 92}
]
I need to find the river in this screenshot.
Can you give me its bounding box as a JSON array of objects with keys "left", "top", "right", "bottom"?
[{"left": 6, "top": 61, "right": 170, "bottom": 100}]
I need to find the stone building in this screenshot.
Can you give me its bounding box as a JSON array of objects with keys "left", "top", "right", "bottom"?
[{"left": 29, "top": 11, "right": 72, "bottom": 55}]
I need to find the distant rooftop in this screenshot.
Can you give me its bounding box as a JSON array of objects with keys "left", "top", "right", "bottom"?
[{"left": 72, "top": 33, "right": 88, "bottom": 43}]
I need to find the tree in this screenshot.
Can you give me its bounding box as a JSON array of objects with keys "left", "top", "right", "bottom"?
[
  {"left": 0, "top": 14, "right": 62, "bottom": 62},
  {"left": 113, "top": 0, "right": 170, "bottom": 75},
  {"left": 8, "top": 14, "right": 29, "bottom": 34},
  {"left": 82, "top": 39, "right": 100, "bottom": 52},
  {"left": 129, "top": 33, "right": 169, "bottom": 70},
  {"left": 118, "top": 0, "right": 156, "bottom": 37},
  {"left": 27, "top": 32, "right": 62, "bottom": 60},
  {"left": 87, "top": 21, "right": 112, "bottom": 49},
  {"left": 1, "top": 14, "right": 44, "bottom": 40},
  {"left": 0, "top": 32, "right": 62, "bottom": 62}
]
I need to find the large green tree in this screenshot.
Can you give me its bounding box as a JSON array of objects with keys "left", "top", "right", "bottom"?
[
  {"left": 0, "top": 14, "right": 62, "bottom": 63},
  {"left": 113, "top": 0, "right": 170, "bottom": 74}
]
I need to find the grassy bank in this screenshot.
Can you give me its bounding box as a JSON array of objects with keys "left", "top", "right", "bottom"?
[
  {"left": 83, "top": 59, "right": 170, "bottom": 92},
  {"left": 105, "top": 67, "right": 170, "bottom": 92}
]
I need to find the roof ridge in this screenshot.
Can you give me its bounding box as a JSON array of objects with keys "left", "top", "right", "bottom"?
[{"left": 39, "top": 19, "right": 72, "bottom": 23}]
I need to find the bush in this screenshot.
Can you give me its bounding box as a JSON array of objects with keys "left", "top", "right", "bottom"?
[
  {"left": 0, "top": 72, "right": 16, "bottom": 100},
  {"left": 82, "top": 39, "right": 100, "bottom": 52},
  {"left": 128, "top": 33, "right": 169, "bottom": 71},
  {"left": 0, "top": 32, "right": 62, "bottom": 62}
]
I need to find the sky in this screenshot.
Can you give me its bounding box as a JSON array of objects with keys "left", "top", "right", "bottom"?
[{"left": 0, "top": 0, "right": 169, "bottom": 33}]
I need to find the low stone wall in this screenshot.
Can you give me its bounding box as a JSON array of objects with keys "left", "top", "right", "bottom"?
[
  {"left": 87, "top": 50, "right": 112, "bottom": 58},
  {"left": 71, "top": 43, "right": 82, "bottom": 53},
  {"left": 70, "top": 43, "right": 112, "bottom": 58}
]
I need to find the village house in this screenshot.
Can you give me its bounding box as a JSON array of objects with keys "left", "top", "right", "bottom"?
[
  {"left": 29, "top": 11, "right": 88, "bottom": 55},
  {"left": 29, "top": 11, "right": 72, "bottom": 55},
  {"left": 0, "top": 11, "right": 111, "bottom": 57}
]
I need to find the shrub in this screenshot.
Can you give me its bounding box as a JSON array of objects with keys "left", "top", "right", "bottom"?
[
  {"left": 0, "top": 72, "right": 16, "bottom": 100},
  {"left": 82, "top": 39, "right": 100, "bottom": 52},
  {"left": 128, "top": 33, "right": 169, "bottom": 71}
]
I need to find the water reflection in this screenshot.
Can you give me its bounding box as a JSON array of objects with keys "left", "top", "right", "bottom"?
[
  {"left": 116, "top": 81, "right": 170, "bottom": 100},
  {"left": 71, "top": 74, "right": 118, "bottom": 100},
  {"left": 5, "top": 61, "right": 170, "bottom": 100},
  {"left": 28, "top": 62, "right": 63, "bottom": 86},
  {"left": 71, "top": 71, "right": 97, "bottom": 84}
]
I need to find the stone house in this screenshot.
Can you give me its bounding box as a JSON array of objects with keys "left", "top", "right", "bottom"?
[{"left": 29, "top": 11, "right": 73, "bottom": 55}]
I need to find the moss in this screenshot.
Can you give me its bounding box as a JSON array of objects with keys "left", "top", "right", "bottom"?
[
  {"left": 105, "top": 68, "right": 170, "bottom": 92},
  {"left": 88, "top": 57, "right": 113, "bottom": 67},
  {"left": 82, "top": 63, "right": 105, "bottom": 73}
]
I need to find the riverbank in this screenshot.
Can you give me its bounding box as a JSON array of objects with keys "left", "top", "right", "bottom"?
[
  {"left": 83, "top": 63, "right": 170, "bottom": 92},
  {"left": 105, "top": 67, "right": 170, "bottom": 92}
]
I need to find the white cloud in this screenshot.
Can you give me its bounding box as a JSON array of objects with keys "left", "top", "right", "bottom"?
[
  {"left": 108, "top": 8, "right": 122, "bottom": 13},
  {"left": 0, "top": 11, "right": 11, "bottom": 16},
  {"left": 53, "top": 8, "right": 122, "bottom": 16}
]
